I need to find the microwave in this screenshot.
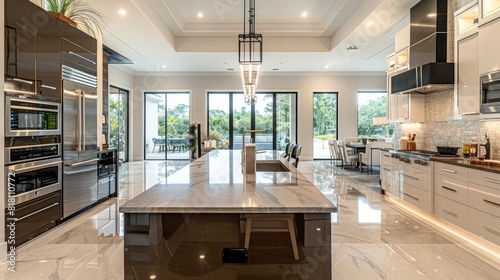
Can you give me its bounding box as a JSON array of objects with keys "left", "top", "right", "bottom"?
[
  {"left": 5, "top": 96, "right": 61, "bottom": 136},
  {"left": 480, "top": 71, "right": 500, "bottom": 113}
]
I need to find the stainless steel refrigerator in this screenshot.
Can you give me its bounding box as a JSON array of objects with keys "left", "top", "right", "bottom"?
[{"left": 62, "top": 65, "right": 98, "bottom": 218}]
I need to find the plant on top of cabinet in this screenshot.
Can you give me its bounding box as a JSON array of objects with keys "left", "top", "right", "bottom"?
[{"left": 45, "top": 0, "right": 105, "bottom": 38}]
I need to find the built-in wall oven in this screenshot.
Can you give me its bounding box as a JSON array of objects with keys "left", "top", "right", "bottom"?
[
  {"left": 480, "top": 71, "right": 500, "bottom": 113},
  {"left": 4, "top": 135, "right": 63, "bottom": 247},
  {"left": 5, "top": 95, "right": 61, "bottom": 136}
]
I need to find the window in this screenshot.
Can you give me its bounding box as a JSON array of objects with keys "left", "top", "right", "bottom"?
[
  {"left": 313, "top": 93, "right": 338, "bottom": 159},
  {"left": 208, "top": 92, "right": 297, "bottom": 150},
  {"left": 357, "top": 91, "right": 390, "bottom": 138}
]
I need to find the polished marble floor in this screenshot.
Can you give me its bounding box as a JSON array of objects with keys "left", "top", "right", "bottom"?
[{"left": 1, "top": 160, "right": 500, "bottom": 279}]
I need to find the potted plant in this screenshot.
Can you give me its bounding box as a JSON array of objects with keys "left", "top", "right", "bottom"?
[
  {"left": 188, "top": 123, "right": 198, "bottom": 160},
  {"left": 45, "top": 0, "right": 105, "bottom": 37}
]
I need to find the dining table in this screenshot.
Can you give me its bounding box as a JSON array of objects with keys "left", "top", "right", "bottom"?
[{"left": 345, "top": 142, "right": 366, "bottom": 153}]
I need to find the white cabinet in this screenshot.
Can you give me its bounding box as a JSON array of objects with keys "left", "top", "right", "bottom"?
[
  {"left": 457, "top": 34, "right": 480, "bottom": 115},
  {"left": 400, "top": 163, "right": 432, "bottom": 213},
  {"left": 395, "top": 25, "right": 410, "bottom": 54},
  {"left": 455, "top": 3, "right": 480, "bottom": 116},
  {"left": 388, "top": 94, "right": 425, "bottom": 123},
  {"left": 478, "top": 16, "right": 500, "bottom": 74},
  {"left": 432, "top": 162, "right": 500, "bottom": 246},
  {"left": 480, "top": 0, "right": 500, "bottom": 24}
]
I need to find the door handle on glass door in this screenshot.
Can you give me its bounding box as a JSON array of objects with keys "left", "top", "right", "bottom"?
[{"left": 82, "top": 90, "right": 86, "bottom": 151}]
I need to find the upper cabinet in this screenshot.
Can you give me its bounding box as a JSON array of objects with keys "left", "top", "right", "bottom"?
[
  {"left": 480, "top": 0, "right": 500, "bottom": 24},
  {"left": 455, "top": 2, "right": 480, "bottom": 115},
  {"left": 386, "top": 25, "right": 425, "bottom": 123},
  {"left": 5, "top": 0, "right": 36, "bottom": 84},
  {"left": 478, "top": 16, "right": 500, "bottom": 74},
  {"left": 35, "top": 5, "right": 62, "bottom": 100}
]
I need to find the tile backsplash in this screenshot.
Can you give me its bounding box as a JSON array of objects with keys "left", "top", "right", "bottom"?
[{"left": 392, "top": 90, "right": 500, "bottom": 159}]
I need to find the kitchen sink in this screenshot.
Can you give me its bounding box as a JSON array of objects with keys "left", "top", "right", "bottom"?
[
  {"left": 469, "top": 159, "right": 500, "bottom": 167},
  {"left": 255, "top": 160, "right": 291, "bottom": 172}
]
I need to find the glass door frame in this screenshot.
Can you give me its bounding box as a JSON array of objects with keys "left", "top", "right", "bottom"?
[
  {"left": 143, "top": 91, "right": 191, "bottom": 161},
  {"left": 207, "top": 92, "right": 297, "bottom": 150},
  {"left": 313, "top": 92, "right": 339, "bottom": 160},
  {"left": 109, "top": 85, "right": 129, "bottom": 162}
]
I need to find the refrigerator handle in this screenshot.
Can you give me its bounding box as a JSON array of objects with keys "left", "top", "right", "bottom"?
[
  {"left": 82, "top": 91, "right": 86, "bottom": 151},
  {"left": 77, "top": 90, "right": 82, "bottom": 152}
]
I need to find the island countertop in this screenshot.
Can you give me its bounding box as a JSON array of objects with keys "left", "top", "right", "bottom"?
[{"left": 119, "top": 150, "right": 336, "bottom": 213}]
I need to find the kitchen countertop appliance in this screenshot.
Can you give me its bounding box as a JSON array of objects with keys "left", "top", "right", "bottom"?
[{"left": 62, "top": 64, "right": 98, "bottom": 218}]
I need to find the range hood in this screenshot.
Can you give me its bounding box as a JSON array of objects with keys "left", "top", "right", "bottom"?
[{"left": 391, "top": 0, "right": 454, "bottom": 94}]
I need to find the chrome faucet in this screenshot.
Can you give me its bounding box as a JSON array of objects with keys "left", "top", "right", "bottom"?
[
  {"left": 241, "top": 129, "right": 266, "bottom": 165},
  {"left": 480, "top": 133, "right": 491, "bottom": 159}
]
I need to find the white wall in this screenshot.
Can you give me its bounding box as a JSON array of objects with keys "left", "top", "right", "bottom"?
[{"left": 130, "top": 74, "right": 386, "bottom": 161}]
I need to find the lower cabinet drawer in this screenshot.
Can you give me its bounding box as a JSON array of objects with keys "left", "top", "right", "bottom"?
[
  {"left": 468, "top": 207, "right": 500, "bottom": 246},
  {"left": 435, "top": 194, "right": 468, "bottom": 229},
  {"left": 401, "top": 184, "right": 431, "bottom": 213},
  {"left": 469, "top": 182, "right": 500, "bottom": 218},
  {"left": 434, "top": 173, "right": 468, "bottom": 205}
]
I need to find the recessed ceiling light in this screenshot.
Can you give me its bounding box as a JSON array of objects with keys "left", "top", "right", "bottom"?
[
  {"left": 199, "top": 255, "right": 205, "bottom": 259},
  {"left": 366, "top": 21, "right": 374, "bottom": 27},
  {"left": 197, "top": 12, "right": 203, "bottom": 18},
  {"left": 150, "top": 275, "right": 156, "bottom": 280},
  {"left": 118, "top": 9, "right": 126, "bottom": 16},
  {"left": 301, "top": 11, "right": 308, "bottom": 18},
  {"left": 325, "top": 65, "right": 329, "bottom": 69},
  {"left": 162, "top": 65, "right": 166, "bottom": 69}
]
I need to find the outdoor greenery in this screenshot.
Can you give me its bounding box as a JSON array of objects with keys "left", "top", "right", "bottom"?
[
  {"left": 109, "top": 93, "right": 126, "bottom": 151},
  {"left": 313, "top": 94, "right": 337, "bottom": 138},
  {"left": 208, "top": 93, "right": 294, "bottom": 149},
  {"left": 357, "top": 94, "right": 393, "bottom": 137},
  {"left": 157, "top": 103, "right": 190, "bottom": 137}
]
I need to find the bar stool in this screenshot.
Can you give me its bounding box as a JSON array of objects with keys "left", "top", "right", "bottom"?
[{"left": 244, "top": 214, "right": 299, "bottom": 260}]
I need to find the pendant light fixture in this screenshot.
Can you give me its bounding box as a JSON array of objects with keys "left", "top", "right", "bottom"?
[{"left": 238, "top": 0, "right": 262, "bottom": 105}]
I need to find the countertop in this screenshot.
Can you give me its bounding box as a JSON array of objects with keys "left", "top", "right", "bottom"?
[
  {"left": 119, "top": 150, "right": 337, "bottom": 214},
  {"left": 431, "top": 158, "right": 500, "bottom": 174}
]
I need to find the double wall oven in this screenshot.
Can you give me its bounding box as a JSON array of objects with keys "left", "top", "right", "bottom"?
[{"left": 4, "top": 93, "right": 63, "bottom": 247}]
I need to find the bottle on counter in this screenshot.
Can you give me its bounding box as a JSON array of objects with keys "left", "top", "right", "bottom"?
[
  {"left": 470, "top": 137, "right": 478, "bottom": 158},
  {"left": 462, "top": 143, "right": 470, "bottom": 158}
]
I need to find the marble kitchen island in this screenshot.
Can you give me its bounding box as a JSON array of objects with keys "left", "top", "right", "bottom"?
[{"left": 121, "top": 150, "right": 336, "bottom": 279}]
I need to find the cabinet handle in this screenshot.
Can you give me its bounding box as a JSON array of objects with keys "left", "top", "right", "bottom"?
[
  {"left": 65, "top": 158, "right": 99, "bottom": 167},
  {"left": 483, "top": 199, "right": 500, "bottom": 208},
  {"left": 402, "top": 173, "right": 419, "bottom": 181},
  {"left": 483, "top": 177, "right": 500, "bottom": 185},
  {"left": 7, "top": 203, "right": 59, "bottom": 222},
  {"left": 483, "top": 226, "right": 500, "bottom": 237},
  {"left": 442, "top": 168, "right": 457, "bottom": 174},
  {"left": 441, "top": 186, "right": 457, "bottom": 193},
  {"left": 403, "top": 192, "right": 419, "bottom": 201},
  {"left": 442, "top": 208, "right": 458, "bottom": 218},
  {"left": 41, "top": 84, "right": 57, "bottom": 90},
  {"left": 12, "top": 77, "right": 33, "bottom": 84},
  {"left": 383, "top": 155, "right": 391, "bottom": 158},
  {"left": 383, "top": 168, "right": 391, "bottom": 172},
  {"left": 67, "top": 51, "right": 97, "bottom": 65}
]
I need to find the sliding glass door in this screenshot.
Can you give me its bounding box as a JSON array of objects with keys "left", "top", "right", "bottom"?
[
  {"left": 109, "top": 86, "right": 129, "bottom": 162},
  {"left": 144, "top": 92, "right": 190, "bottom": 160},
  {"left": 313, "top": 92, "right": 338, "bottom": 159},
  {"left": 208, "top": 92, "right": 297, "bottom": 150}
]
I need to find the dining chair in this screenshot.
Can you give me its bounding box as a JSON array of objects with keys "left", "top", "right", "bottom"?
[
  {"left": 152, "top": 138, "right": 158, "bottom": 152},
  {"left": 291, "top": 144, "right": 302, "bottom": 167},
  {"left": 328, "top": 140, "right": 342, "bottom": 166},
  {"left": 332, "top": 140, "right": 344, "bottom": 167},
  {"left": 340, "top": 140, "right": 359, "bottom": 169},
  {"left": 287, "top": 142, "right": 296, "bottom": 161},
  {"left": 359, "top": 142, "right": 394, "bottom": 174},
  {"left": 283, "top": 142, "right": 291, "bottom": 159}
]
